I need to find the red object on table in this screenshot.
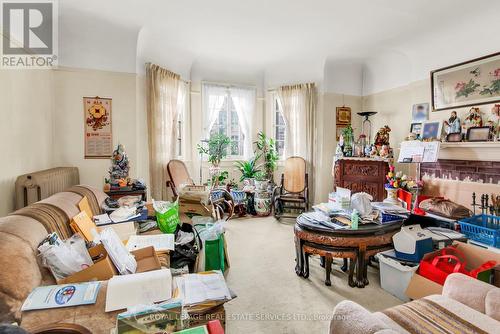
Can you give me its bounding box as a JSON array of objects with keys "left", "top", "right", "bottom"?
[{"left": 207, "top": 320, "right": 224, "bottom": 334}]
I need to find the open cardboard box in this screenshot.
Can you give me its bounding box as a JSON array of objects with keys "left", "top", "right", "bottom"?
[
  {"left": 405, "top": 241, "right": 500, "bottom": 300},
  {"left": 58, "top": 245, "right": 161, "bottom": 284}
]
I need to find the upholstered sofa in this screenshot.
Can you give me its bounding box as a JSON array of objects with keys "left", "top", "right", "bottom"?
[
  {"left": 0, "top": 185, "right": 120, "bottom": 332},
  {"left": 330, "top": 273, "right": 500, "bottom": 333}
]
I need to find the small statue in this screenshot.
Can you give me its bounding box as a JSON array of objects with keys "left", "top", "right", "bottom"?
[
  {"left": 379, "top": 145, "right": 390, "bottom": 158},
  {"left": 462, "top": 107, "right": 482, "bottom": 132},
  {"left": 335, "top": 143, "right": 344, "bottom": 158},
  {"left": 486, "top": 104, "right": 500, "bottom": 138},
  {"left": 444, "top": 111, "right": 461, "bottom": 134},
  {"left": 370, "top": 145, "right": 378, "bottom": 158},
  {"left": 364, "top": 145, "right": 372, "bottom": 157},
  {"left": 109, "top": 144, "right": 130, "bottom": 186},
  {"left": 406, "top": 132, "right": 418, "bottom": 141},
  {"left": 374, "top": 125, "right": 391, "bottom": 147}
]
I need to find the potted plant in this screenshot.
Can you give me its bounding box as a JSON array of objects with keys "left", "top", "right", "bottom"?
[
  {"left": 254, "top": 131, "right": 279, "bottom": 183},
  {"left": 234, "top": 157, "right": 261, "bottom": 186},
  {"left": 197, "top": 134, "right": 231, "bottom": 188},
  {"left": 254, "top": 171, "right": 269, "bottom": 193}
]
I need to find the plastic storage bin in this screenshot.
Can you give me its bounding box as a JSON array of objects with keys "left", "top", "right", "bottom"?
[
  {"left": 458, "top": 215, "right": 499, "bottom": 248},
  {"left": 376, "top": 250, "right": 419, "bottom": 302}
]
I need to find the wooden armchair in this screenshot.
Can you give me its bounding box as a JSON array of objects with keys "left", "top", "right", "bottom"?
[
  {"left": 273, "top": 156, "right": 309, "bottom": 219},
  {"left": 166, "top": 159, "right": 234, "bottom": 220}
]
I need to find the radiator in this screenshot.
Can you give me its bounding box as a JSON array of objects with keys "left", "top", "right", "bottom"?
[{"left": 15, "top": 167, "right": 80, "bottom": 209}]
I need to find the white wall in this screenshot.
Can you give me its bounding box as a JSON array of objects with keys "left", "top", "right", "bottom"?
[{"left": 0, "top": 70, "right": 54, "bottom": 216}]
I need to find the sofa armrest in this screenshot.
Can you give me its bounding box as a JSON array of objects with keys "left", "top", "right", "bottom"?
[
  {"left": 442, "top": 273, "right": 495, "bottom": 314},
  {"left": 330, "top": 301, "right": 389, "bottom": 334}
]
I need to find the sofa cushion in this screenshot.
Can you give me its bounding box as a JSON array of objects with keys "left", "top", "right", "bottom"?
[
  {"left": 442, "top": 273, "right": 495, "bottom": 314},
  {"left": 0, "top": 215, "right": 48, "bottom": 250},
  {"left": 329, "top": 300, "right": 389, "bottom": 334},
  {"left": 485, "top": 288, "right": 500, "bottom": 321},
  {"left": 39, "top": 191, "right": 84, "bottom": 219}
]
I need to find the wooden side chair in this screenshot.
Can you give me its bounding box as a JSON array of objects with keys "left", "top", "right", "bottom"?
[
  {"left": 273, "top": 156, "right": 309, "bottom": 219},
  {"left": 166, "top": 159, "right": 234, "bottom": 220}
]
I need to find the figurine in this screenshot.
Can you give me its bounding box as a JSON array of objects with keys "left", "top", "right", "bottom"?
[
  {"left": 109, "top": 144, "right": 130, "bottom": 186},
  {"left": 486, "top": 104, "right": 500, "bottom": 138},
  {"left": 379, "top": 144, "right": 390, "bottom": 158},
  {"left": 364, "top": 145, "right": 372, "bottom": 157},
  {"left": 374, "top": 125, "right": 391, "bottom": 147},
  {"left": 444, "top": 111, "right": 461, "bottom": 134},
  {"left": 462, "top": 107, "right": 482, "bottom": 132},
  {"left": 335, "top": 143, "right": 344, "bottom": 158},
  {"left": 369, "top": 145, "right": 378, "bottom": 157},
  {"left": 406, "top": 132, "right": 418, "bottom": 141}
]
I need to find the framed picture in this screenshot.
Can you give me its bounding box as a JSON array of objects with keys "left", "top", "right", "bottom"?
[
  {"left": 431, "top": 52, "right": 500, "bottom": 111},
  {"left": 420, "top": 121, "right": 442, "bottom": 141},
  {"left": 336, "top": 124, "right": 347, "bottom": 141},
  {"left": 410, "top": 122, "right": 422, "bottom": 134},
  {"left": 412, "top": 103, "right": 429, "bottom": 122},
  {"left": 446, "top": 132, "right": 462, "bottom": 142},
  {"left": 336, "top": 106, "right": 351, "bottom": 124},
  {"left": 83, "top": 96, "right": 112, "bottom": 158},
  {"left": 466, "top": 126, "right": 491, "bottom": 142}
]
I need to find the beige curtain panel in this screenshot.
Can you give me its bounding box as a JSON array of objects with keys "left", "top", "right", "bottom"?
[
  {"left": 146, "top": 63, "right": 181, "bottom": 200},
  {"left": 277, "top": 82, "right": 317, "bottom": 200}
]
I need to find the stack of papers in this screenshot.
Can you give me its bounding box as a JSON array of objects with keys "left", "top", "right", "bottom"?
[
  {"left": 126, "top": 234, "right": 175, "bottom": 253},
  {"left": 175, "top": 271, "right": 231, "bottom": 306},
  {"left": 22, "top": 282, "right": 100, "bottom": 311},
  {"left": 301, "top": 211, "right": 349, "bottom": 230},
  {"left": 372, "top": 202, "right": 409, "bottom": 215},
  {"left": 105, "top": 269, "right": 172, "bottom": 312}
]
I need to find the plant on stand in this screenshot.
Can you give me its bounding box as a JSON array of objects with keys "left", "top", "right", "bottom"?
[
  {"left": 234, "top": 157, "right": 261, "bottom": 186},
  {"left": 254, "top": 131, "right": 279, "bottom": 184},
  {"left": 197, "top": 134, "right": 231, "bottom": 188}
]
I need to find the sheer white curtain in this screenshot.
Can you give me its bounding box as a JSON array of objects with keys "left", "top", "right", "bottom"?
[
  {"left": 202, "top": 84, "right": 227, "bottom": 139},
  {"left": 230, "top": 87, "right": 255, "bottom": 159},
  {"left": 277, "top": 83, "right": 317, "bottom": 197},
  {"left": 146, "top": 63, "right": 181, "bottom": 200}
]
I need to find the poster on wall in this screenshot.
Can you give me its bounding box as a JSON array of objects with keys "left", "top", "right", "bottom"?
[
  {"left": 83, "top": 96, "right": 112, "bottom": 159},
  {"left": 431, "top": 52, "right": 500, "bottom": 111}
]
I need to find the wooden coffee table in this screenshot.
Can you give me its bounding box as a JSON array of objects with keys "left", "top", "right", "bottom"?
[{"left": 294, "top": 215, "right": 402, "bottom": 288}]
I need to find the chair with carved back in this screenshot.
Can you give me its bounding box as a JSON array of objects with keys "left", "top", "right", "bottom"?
[
  {"left": 273, "top": 156, "right": 309, "bottom": 219},
  {"left": 166, "top": 159, "right": 234, "bottom": 220}
]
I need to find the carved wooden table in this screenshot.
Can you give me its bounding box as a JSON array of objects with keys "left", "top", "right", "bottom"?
[
  {"left": 333, "top": 157, "right": 390, "bottom": 202},
  {"left": 294, "top": 215, "right": 402, "bottom": 288}
]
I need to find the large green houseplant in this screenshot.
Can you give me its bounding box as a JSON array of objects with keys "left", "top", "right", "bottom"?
[
  {"left": 234, "top": 157, "right": 261, "bottom": 184},
  {"left": 254, "top": 131, "right": 279, "bottom": 183},
  {"left": 197, "top": 134, "right": 231, "bottom": 187}
]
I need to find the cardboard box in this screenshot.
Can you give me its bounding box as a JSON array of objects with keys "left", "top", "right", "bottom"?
[
  {"left": 58, "top": 244, "right": 118, "bottom": 284},
  {"left": 405, "top": 241, "right": 500, "bottom": 300},
  {"left": 58, "top": 245, "right": 162, "bottom": 284}
]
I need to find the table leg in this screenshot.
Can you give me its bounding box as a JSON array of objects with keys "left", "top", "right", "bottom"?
[
  {"left": 348, "top": 258, "right": 356, "bottom": 287},
  {"left": 363, "top": 260, "right": 369, "bottom": 286},
  {"left": 303, "top": 252, "right": 310, "bottom": 278},
  {"left": 320, "top": 256, "right": 325, "bottom": 268},
  {"left": 340, "top": 258, "right": 348, "bottom": 272},
  {"left": 357, "top": 243, "right": 367, "bottom": 288},
  {"left": 325, "top": 256, "right": 333, "bottom": 286},
  {"left": 294, "top": 236, "right": 303, "bottom": 277}
]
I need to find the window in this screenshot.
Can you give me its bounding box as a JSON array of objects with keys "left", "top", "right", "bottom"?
[
  {"left": 203, "top": 83, "right": 254, "bottom": 158},
  {"left": 273, "top": 94, "right": 286, "bottom": 158},
  {"left": 176, "top": 82, "right": 189, "bottom": 157}
]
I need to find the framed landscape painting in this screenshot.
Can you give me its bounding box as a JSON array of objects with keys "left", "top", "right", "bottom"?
[{"left": 431, "top": 52, "right": 500, "bottom": 111}]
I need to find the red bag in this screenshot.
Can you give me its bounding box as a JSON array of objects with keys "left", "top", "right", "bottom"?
[{"left": 419, "top": 247, "right": 468, "bottom": 285}]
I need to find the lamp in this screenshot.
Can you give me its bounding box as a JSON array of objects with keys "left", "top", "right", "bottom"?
[{"left": 357, "top": 111, "right": 377, "bottom": 145}]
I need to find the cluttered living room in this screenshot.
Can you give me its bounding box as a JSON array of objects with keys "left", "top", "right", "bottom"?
[{"left": 1, "top": 1, "right": 500, "bottom": 333}]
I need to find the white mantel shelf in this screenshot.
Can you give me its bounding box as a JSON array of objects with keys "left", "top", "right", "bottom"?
[{"left": 438, "top": 141, "right": 500, "bottom": 162}]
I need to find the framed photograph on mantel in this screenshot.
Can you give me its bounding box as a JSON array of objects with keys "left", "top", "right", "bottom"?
[
  {"left": 431, "top": 52, "right": 500, "bottom": 111},
  {"left": 84, "top": 96, "right": 112, "bottom": 159}
]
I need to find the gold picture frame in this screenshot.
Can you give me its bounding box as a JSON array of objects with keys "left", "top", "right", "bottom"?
[{"left": 336, "top": 106, "right": 351, "bottom": 124}]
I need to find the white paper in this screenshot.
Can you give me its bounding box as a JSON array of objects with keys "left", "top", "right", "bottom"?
[
  {"left": 336, "top": 186, "right": 351, "bottom": 200},
  {"left": 183, "top": 271, "right": 231, "bottom": 306},
  {"left": 399, "top": 141, "right": 440, "bottom": 163},
  {"left": 105, "top": 269, "right": 172, "bottom": 312},
  {"left": 126, "top": 234, "right": 174, "bottom": 252},
  {"left": 100, "top": 227, "right": 137, "bottom": 275}
]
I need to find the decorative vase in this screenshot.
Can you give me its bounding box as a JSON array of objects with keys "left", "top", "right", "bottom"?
[
  {"left": 254, "top": 179, "right": 270, "bottom": 192},
  {"left": 383, "top": 187, "right": 400, "bottom": 205},
  {"left": 254, "top": 195, "right": 271, "bottom": 216}
]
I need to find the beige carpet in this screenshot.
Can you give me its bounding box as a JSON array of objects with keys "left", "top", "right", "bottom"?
[{"left": 223, "top": 216, "right": 402, "bottom": 334}]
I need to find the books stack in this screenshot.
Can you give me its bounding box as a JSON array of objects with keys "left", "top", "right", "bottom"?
[{"left": 372, "top": 202, "right": 409, "bottom": 224}]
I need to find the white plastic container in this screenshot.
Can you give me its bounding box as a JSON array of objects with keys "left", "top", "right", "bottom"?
[{"left": 376, "top": 249, "right": 419, "bottom": 302}]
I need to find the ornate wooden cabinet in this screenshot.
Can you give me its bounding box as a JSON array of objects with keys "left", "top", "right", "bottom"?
[{"left": 332, "top": 158, "right": 390, "bottom": 202}]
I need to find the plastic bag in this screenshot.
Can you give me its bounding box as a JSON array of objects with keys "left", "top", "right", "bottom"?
[
  {"left": 153, "top": 199, "right": 180, "bottom": 234},
  {"left": 351, "top": 192, "right": 373, "bottom": 217},
  {"left": 38, "top": 233, "right": 93, "bottom": 280}
]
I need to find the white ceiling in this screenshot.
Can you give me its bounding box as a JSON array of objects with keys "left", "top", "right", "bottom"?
[{"left": 59, "top": 0, "right": 500, "bottom": 93}]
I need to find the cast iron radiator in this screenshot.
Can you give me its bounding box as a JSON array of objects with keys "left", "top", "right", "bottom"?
[{"left": 15, "top": 167, "right": 80, "bottom": 209}]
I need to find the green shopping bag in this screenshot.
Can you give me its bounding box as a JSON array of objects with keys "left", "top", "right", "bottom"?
[
  {"left": 155, "top": 200, "right": 180, "bottom": 233},
  {"left": 204, "top": 234, "right": 225, "bottom": 272}
]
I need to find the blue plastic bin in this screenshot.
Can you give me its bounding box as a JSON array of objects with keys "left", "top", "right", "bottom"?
[{"left": 458, "top": 215, "right": 499, "bottom": 248}]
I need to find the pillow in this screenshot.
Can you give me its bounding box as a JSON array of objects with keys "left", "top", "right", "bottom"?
[{"left": 419, "top": 198, "right": 472, "bottom": 219}]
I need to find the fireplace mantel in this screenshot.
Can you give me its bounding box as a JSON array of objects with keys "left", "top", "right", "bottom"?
[{"left": 438, "top": 142, "right": 500, "bottom": 162}]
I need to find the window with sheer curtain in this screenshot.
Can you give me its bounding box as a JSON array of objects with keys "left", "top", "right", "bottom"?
[
  {"left": 272, "top": 93, "right": 286, "bottom": 158},
  {"left": 202, "top": 83, "right": 255, "bottom": 159},
  {"left": 176, "top": 81, "right": 189, "bottom": 158}
]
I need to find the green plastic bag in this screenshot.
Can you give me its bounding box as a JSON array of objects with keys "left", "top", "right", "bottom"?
[
  {"left": 204, "top": 234, "right": 225, "bottom": 272},
  {"left": 155, "top": 200, "right": 180, "bottom": 234}
]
